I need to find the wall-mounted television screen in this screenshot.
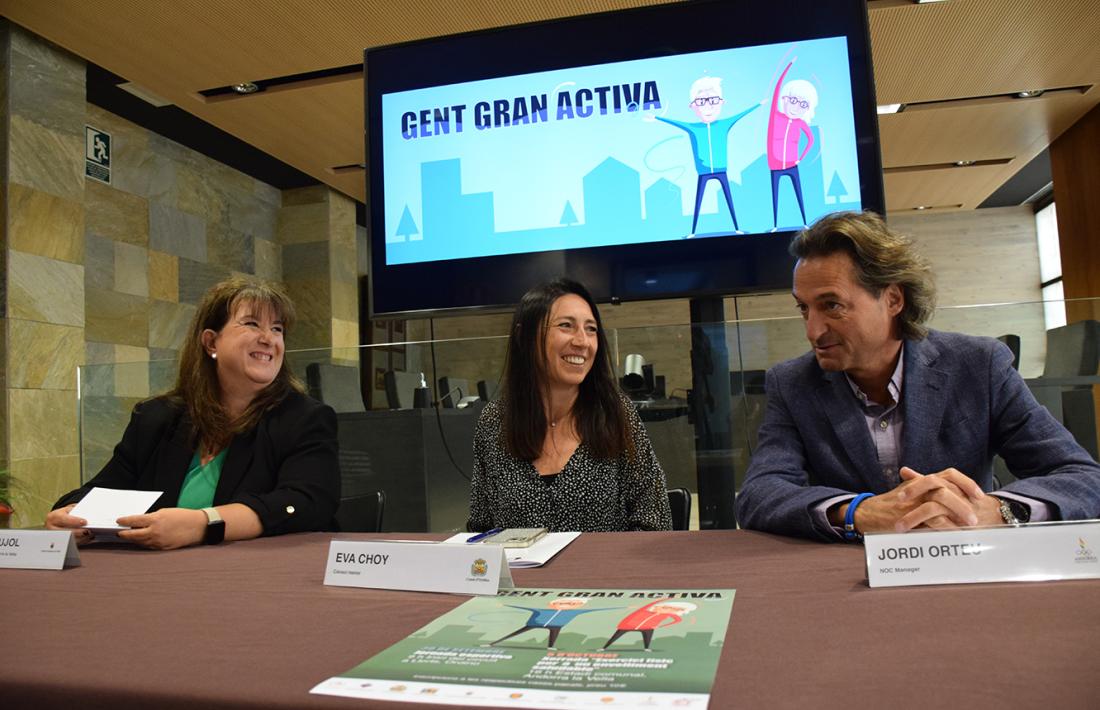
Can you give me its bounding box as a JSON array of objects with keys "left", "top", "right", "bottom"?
[{"left": 366, "top": 0, "right": 883, "bottom": 317}]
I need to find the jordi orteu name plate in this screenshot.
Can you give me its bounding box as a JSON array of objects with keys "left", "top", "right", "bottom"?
[
  {"left": 864, "top": 520, "right": 1100, "bottom": 588},
  {"left": 323, "top": 540, "right": 514, "bottom": 595}
]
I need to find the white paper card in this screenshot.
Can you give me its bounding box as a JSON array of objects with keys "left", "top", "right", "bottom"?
[
  {"left": 865, "top": 520, "right": 1100, "bottom": 588},
  {"left": 69, "top": 487, "right": 163, "bottom": 531},
  {"left": 443, "top": 531, "right": 581, "bottom": 568},
  {"left": 323, "top": 541, "right": 514, "bottom": 595},
  {"left": 0, "top": 530, "right": 81, "bottom": 570}
]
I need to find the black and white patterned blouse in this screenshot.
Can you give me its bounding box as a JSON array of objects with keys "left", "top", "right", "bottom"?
[{"left": 467, "top": 397, "right": 673, "bottom": 532}]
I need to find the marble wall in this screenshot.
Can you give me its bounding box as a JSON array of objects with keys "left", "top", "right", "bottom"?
[
  {"left": 1, "top": 24, "right": 359, "bottom": 526},
  {"left": 2, "top": 23, "right": 85, "bottom": 527},
  {"left": 278, "top": 185, "right": 359, "bottom": 368},
  {"left": 77, "top": 101, "right": 288, "bottom": 489}
]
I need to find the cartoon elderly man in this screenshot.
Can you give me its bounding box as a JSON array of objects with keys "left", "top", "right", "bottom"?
[
  {"left": 485, "top": 597, "right": 608, "bottom": 650},
  {"left": 655, "top": 76, "right": 760, "bottom": 237}
]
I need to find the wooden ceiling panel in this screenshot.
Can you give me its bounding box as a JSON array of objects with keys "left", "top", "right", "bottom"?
[
  {"left": 192, "top": 79, "right": 366, "bottom": 193},
  {"left": 869, "top": 0, "right": 1100, "bottom": 105},
  {"left": 2, "top": 0, "right": 668, "bottom": 91},
  {"left": 884, "top": 164, "right": 1010, "bottom": 211},
  {"left": 3, "top": 0, "right": 1096, "bottom": 210},
  {"left": 879, "top": 90, "right": 1099, "bottom": 166}
]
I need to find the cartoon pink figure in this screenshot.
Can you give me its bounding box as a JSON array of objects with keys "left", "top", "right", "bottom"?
[
  {"left": 600, "top": 598, "right": 696, "bottom": 651},
  {"left": 766, "top": 59, "right": 817, "bottom": 231}
]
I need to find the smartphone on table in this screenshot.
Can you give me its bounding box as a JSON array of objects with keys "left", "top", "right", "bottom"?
[{"left": 479, "top": 527, "right": 548, "bottom": 548}]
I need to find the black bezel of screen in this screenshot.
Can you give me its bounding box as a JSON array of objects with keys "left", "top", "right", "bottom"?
[{"left": 366, "top": 0, "right": 882, "bottom": 318}]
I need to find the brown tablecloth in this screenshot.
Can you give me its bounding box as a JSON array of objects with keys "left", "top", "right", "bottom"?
[{"left": 2, "top": 530, "right": 1098, "bottom": 709}]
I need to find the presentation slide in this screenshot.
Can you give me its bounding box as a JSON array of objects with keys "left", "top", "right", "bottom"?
[{"left": 381, "top": 36, "right": 862, "bottom": 266}]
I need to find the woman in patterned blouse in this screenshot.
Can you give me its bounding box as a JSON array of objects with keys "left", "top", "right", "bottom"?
[{"left": 467, "top": 278, "right": 672, "bottom": 532}]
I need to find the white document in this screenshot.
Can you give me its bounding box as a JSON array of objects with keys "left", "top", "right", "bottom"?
[
  {"left": 0, "top": 530, "right": 81, "bottom": 570},
  {"left": 68, "top": 487, "right": 163, "bottom": 531},
  {"left": 323, "top": 540, "right": 514, "bottom": 595},
  {"left": 444, "top": 531, "right": 581, "bottom": 568},
  {"left": 864, "top": 519, "right": 1100, "bottom": 588}
]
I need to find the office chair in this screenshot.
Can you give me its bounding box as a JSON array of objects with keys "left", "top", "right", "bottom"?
[
  {"left": 438, "top": 376, "right": 469, "bottom": 408},
  {"left": 477, "top": 379, "right": 499, "bottom": 402},
  {"left": 995, "top": 334, "right": 1021, "bottom": 371},
  {"left": 384, "top": 370, "right": 429, "bottom": 409},
  {"left": 1037, "top": 320, "right": 1100, "bottom": 461},
  {"left": 729, "top": 369, "right": 767, "bottom": 396},
  {"left": 1042, "top": 320, "right": 1098, "bottom": 378},
  {"left": 667, "top": 487, "right": 691, "bottom": 531},
  {"left": 335, "top": 490, "right": 386, "bottom": 533},
  {"left": 305, "top": 363, "right": 366, "bottom": 413}
]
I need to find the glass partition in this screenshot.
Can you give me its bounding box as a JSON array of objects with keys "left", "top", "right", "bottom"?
[{"left": 77, "top": 298, "right": 1100, "bottom": 532}]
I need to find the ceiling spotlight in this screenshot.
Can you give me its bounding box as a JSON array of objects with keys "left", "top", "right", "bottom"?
[
  {"left": 954, "top": 160, "right": 975, "bottom": 167},
  {"left": 877, "top": 103, "right": 903, "bottom": 115},
  {"left": 233, "top": 82, "right": 260, "bottom": 94},
  {"left": 914, "top": 205, "right": 929, "bottom": 210},
  {"left": 1015, "top": 90, "right": 1044, "bottom": 98}
]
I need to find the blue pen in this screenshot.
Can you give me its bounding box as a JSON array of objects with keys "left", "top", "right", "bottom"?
[{"left": 467, "top": 527, "right": 503, "bottom": 544}]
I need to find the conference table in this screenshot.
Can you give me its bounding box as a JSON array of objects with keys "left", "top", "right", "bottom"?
[{"left": 2, "top": 530, "right": 1097, "bottom": 709}]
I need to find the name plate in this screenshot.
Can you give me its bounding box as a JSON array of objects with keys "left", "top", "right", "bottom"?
[
  {"left": 0, "top": 530, "right": 81, "bottom": 570},
  {"left": 865, "top": 520, "right": 1100, "bottom": 588},
  {"left": 323, "top": 540, "right": 514, "bottom": 595}
]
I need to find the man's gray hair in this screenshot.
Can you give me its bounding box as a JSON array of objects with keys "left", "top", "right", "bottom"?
[
  {"left": 789, "top": 211, "right": 936, "bottom": 340},
  {"left": 689, "top": 76, "right": 723, "bottom": 101}
]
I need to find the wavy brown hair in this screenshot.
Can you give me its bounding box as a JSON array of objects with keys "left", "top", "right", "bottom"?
[
  {"left": 169, "top": 276, "right": 304, "bottom": 453},
  {"left": 789, "top": 210, "right": 937, "bottom": 340},
  {"left": 500, "top": 278, "right": 633, "bottom": 461}
]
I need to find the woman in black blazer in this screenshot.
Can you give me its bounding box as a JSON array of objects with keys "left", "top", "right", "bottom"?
[{"left": 48, "top": 277, "right": 340, "bottom": 549}]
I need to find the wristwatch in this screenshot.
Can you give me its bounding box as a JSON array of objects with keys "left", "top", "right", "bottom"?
[
  {"left": 201, "top": 507, "right": 226, "bottom": 544},
  {"left": 996, "top": 498, "right": 1029, "bottom": 526}
]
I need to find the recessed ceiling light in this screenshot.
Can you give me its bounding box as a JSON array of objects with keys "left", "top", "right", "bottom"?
[
  {"left": 1015, "top": 90, "right": 1044, "bottom": 98},
  {"left": 233, "top": 82, "right": 260, "bottom": 94},
  {"left": 954, "top": 160, "right": 975, "bottom": 167},
  {"left": 877, "top": 103, "right": 904, "bottom": 114},
  {"left": 914, "top": 205, "right": 929, "bottom": 210}
]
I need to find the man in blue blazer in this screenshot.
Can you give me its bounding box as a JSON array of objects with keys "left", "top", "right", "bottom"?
[{"left": 736, "top": 211, "right": 1100, "bottom": 541}]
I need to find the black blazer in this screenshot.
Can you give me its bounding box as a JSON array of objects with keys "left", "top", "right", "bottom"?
[{"left": 55, "top": 391, "right": 341, "bottom": 535}]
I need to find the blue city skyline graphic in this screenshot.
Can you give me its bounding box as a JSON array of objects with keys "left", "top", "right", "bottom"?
[
  {"left": 388, "top": 130, "right": 859, "bottom": 264},
  {"left": 382, "top": 35, "right": 863, "bottom": 265}
]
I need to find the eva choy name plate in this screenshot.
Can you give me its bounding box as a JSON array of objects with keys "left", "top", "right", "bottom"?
[
  {"left": 865, "top": 519, "right": 1100, "bottom": 588},
  {"left": 323, "top": 540, "right": 514, "bottom": 595}
]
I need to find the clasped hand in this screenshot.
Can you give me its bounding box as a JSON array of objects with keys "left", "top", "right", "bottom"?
[
  {"left": 45, "top": 505, "right": 207, "bottom": 550},
  {"left": 854, "top": 467, "right": 1003, "bottom": 534}
]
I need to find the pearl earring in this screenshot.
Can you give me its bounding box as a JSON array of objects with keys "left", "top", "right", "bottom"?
[{"left": 211, "top": 352, "right": 217, "bottom": 360}]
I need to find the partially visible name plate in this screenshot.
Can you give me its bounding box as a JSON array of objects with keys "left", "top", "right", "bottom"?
[
  {"left": 0, "top": 530, "right": 81, "bottom": 570},
  {"left": 865, "top": 520, "right": 1100, "bottom": 588},
  {"left": 323, "top": 540, "right": 514, "bottom": 595}
]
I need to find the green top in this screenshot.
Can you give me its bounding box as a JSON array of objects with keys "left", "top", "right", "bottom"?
[{"left": 177, "top": 449, "right": 228, "bottom": 510}]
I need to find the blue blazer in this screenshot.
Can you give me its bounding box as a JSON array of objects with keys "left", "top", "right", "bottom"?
[{"left": 736, "top": 330, "right": 1100, "bottom": 541}]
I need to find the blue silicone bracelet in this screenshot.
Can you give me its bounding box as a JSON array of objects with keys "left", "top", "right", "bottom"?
[{"left": 844, "top": 493, "right": 875, "bottom": 540}]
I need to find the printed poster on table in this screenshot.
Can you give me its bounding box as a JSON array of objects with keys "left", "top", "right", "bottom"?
[{"left": 312, "top": 587, "right": 735, "bottom": 709}]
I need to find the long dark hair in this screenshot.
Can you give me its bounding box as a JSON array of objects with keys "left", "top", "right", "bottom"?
[
  {"left": 169, "top": 276, "right": 304, "bottom": 453},
  {"left": 499, "top": 278, "right": 632, "bottom": 461}
]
